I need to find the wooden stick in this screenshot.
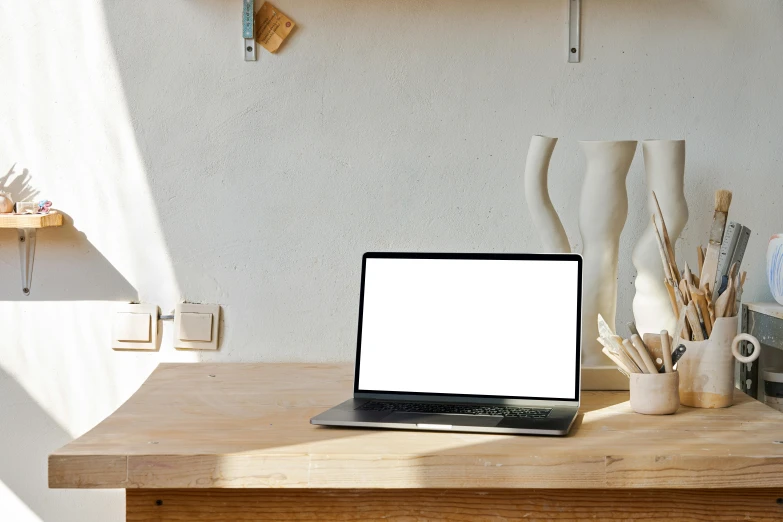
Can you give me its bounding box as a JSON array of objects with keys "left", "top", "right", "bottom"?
[
  {"left": 697, "top": 245, "right": 705, "bottom": 275},
  {"left": 631, "top": 334, "right": 658, "bottom": 374},
  {"left": 664, "top": 279, "right": 679, "bottom": 316},
  {"left": 602, "top": 336, "right": 642, "bottom": 374},
  {"left": 683, "top": 261, "right": 694, "bottom": 286},
  {"left": 715, "top": 275, "right": 735, "bottom": 318},
  {"left": 700, "top": 189, "right": 732, "bottom": 291},
  {"left": 689, "top": 284, "right": 713, "bottom": 336},
  {"left": 652, "top": 191, "right": 680, "bottom": 279},
  {"left": 672, "top": 307, "right": 689, "bottom": 348},
  {"left": 623, "top": 338, "right": 649, "bottom": 374},
  {"left": 660, "top": 330, "right": 674, "bottom": 373},
  {"left": 602, "top": 347, "right": 634, "bottom": 376},
  {"left": 679, "top": 279, "right": 691, "bottom": 305},
  {"left": 686, "top": 301, "right": 705, "bottom": 341},
  {"left": 652, "top": 216, "right": 674, "bottom": 281}
]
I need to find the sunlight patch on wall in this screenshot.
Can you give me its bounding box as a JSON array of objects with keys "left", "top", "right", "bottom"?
[{"left": 0, "top": 480, "right": 41, "bottom": 522}]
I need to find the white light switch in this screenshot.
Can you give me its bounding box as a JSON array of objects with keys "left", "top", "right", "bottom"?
[
  {"left": 116, "top": 313, "right": 151, "bottom": 342},
  {"left": 174, "top": 303, "right": 220, "bottom": 350},
  {"left": 179, "top": 312, "right": 213, "bottom": 342},
  {"left": 112, "top": 304, "right": 160, "bottom": 351}
]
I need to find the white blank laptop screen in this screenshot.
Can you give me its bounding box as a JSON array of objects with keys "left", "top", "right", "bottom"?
[{"left": 357, "top": 257, "right": 580, "bottom": 400}]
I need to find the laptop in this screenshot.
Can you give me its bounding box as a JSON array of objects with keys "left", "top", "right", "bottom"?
[{"left": 311, "top": 252, "right": 583, "bottom": 436}]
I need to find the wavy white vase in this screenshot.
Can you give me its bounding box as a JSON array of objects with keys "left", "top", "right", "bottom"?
[
  {"left": 631, "top": 140, "right": 688, "bottom": 336},
  {"left": 578, "top": 140, "right": 638, "bottom": 367},
  {"left": 523, "top": 136, "right": 571, "bottom": 253}
]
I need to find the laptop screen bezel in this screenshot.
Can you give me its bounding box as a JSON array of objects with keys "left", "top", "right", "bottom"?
[{"left": 353, "top": 252, "right": 583, "bottom": 404}]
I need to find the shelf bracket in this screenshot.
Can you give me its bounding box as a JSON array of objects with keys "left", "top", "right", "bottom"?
[
  {"left": 18, "top": 228, "right": 36, "bottom": 296},
  {"left": 568, "top": 0, "right": 581, "bottom": 63},
  {"left": 243, "top": 0, "right": 256, "bottom": 61}
]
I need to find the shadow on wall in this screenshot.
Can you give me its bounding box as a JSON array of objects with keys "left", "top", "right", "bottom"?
[
  {"left": 0, "top": 366, "right": 122, "bottom": 521},
  {"left": 0, "top": 166, "right": 138, "bottom": 301}
]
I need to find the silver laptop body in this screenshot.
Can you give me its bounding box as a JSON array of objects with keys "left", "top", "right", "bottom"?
[{"left": 311, "top": 252, "right": 583, "bottom": 436}]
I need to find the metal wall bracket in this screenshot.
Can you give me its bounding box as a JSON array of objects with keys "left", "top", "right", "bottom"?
[
  {"left": 568, "top": 0, "right": 581, "bottom": 63},
  {"left": 243, "top": 0, "right": 256, "bottom": 61},
  {"left": 18, "top": 228, "right": 37, "bottom": 296}
]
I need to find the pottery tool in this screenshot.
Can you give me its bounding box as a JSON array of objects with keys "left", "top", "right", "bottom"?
[
  {"left": 685, "top": 301, "right": 705, "bottom": 341},
  {"left": 670, "top": 344, "right": 687, "bottom": 369},
  {"left": 700, "top": 189, "right": 733, "bottom": 291},
  {"left": 672, "top": 306, "right": 689, "bottom": 348},
  {"left": 597, "top": 314, "right": 626, "bottom": 354},
  {"left": 652, "top": 192, "right": 680, "bottom": 278},
  {"left": 631, "top": 334, "right": 658, "bottom": 374},
  {"left": 642, "top": 332, "right": 670, "bottom": 364},
  {"left": 683, "top": 261, "right": 694, "bottom": 286},
  {"left": 600, "top": 337, "right": 642, "bottom": 374},
  {"left": 714, "top": 275, "right": 736, "bottom": 318},
  {"left": 689, "top": 285, "right": 712, "bottom": 336},
  {"left": 663, "top": 279, "right": 678, "bottom": 316},
  {"left": 243, "top": 0, "right": 257, "bottom": 61},
  {"left": 660, "top": 330, "right": 674, "bottom": 373},
  {"left": 678, "top": 279, "right": 691, "bottom": 305},
  {"left": 623, "top": 338, "right": 649, "bottom": 374},
  {"left": 697, "top": 245, "right": 705, "bottom": 275},
  {"left": 652, "top": 215, "right": 677, "bottom": 283},
  {"left": 602, "top": 347, "right": 633, "bottom": 376}
]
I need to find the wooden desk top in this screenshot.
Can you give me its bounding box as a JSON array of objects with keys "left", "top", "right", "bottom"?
[{"left": 49, "top": 363, "right": 783, "bottom": 490}]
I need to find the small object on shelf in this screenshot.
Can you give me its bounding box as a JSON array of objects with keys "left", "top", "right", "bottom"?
[
  {"left": 37, "top": 200, "right": 52, "bottom": 214},
  {"left": 762, "top": 368, "right": 783, "bottom": 412},
  {"left": 0, "top": 191, "right": 13, "bottom": 213},
  {"left": 15, "top": 201, "right": 38, "bottom": 214}
]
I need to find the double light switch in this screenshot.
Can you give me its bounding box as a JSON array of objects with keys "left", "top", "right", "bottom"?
[{"left": 112, "top": 303, "right": 220, "bottom": 351}]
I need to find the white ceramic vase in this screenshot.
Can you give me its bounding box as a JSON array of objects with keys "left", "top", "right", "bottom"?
[
  {"left": 523, "top": 136, "right": 571, "bottom": 253},
  {"left": 768, "top": 234, "right": 783, "bottom": 305},
  {"left": 578, "top": 140, "right": 638, "bottom": 367},
  {"left": 631, "top": 140, "right": 688, "bottom": 336}
]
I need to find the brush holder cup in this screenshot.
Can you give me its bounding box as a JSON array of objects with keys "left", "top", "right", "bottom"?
[
  {"left": 677, "top": 317, "right": 761, "bottom": 409},
  {"left": 630, "top": 371, "right": 680, "bottom": 415}
]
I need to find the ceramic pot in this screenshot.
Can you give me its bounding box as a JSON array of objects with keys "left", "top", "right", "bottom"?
[
  {"left": 678, "top": 317, "right": 760, "bottom": 408},
  {"left": 767, "top": 234, "right": 783, "bottom": 305},
  {"left": 0, "top": 192, "right": 13, "bottom": 213},
  {"left": 630, "top": 371, "right": 680, "bottom": 415},
  {"left": 631, "top": 140, "right": 688, "bottom": 336}
]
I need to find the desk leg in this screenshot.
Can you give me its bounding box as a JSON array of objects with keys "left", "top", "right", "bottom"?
[{"left": 127, "top": 488, "right": 783, "bottom": 521}]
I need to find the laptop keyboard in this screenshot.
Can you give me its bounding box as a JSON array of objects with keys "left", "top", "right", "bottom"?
[{"left": 357, "top": 400, "right": 551, "bottom": 419}]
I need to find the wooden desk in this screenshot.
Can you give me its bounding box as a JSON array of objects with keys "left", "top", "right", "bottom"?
[{"left": 50, "top": 363, "right": 783, "bottom": 520}]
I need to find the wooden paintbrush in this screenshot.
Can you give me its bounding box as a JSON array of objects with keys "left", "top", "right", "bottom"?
[
  {"left": 700, "top": 189, "right": 733, "bottom": 291},
  {"left": 686, "top": 301, "right": 705, "bottom": 341},
  {"left": 660, "top": 330, "right": 674, "bottom": 373},
  {"left": 689, "top": 284, "right": 712, "bottom": 336}
]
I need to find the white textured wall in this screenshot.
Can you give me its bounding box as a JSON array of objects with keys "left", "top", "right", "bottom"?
[{"left": 1, "top": 0, "right": 782, "bottom": 520}]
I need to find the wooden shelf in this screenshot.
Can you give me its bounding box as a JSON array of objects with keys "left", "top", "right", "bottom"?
[{"left": 0, "top": 210, "right": 63, "bottom": 229}]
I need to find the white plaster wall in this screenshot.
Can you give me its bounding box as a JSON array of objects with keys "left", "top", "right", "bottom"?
[{"left": 1, "top": 0, "right": 782, "bottom": 520}]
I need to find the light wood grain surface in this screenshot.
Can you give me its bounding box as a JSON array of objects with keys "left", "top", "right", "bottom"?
[
  {"left": 49, "top": 363, "right": 783, "bottom": 490},
  {"left": 126, "top": 488, "right": 783, "bottom": 521},
  {"left": 0, "top": 210, "right": 63, "bottom": 228}
]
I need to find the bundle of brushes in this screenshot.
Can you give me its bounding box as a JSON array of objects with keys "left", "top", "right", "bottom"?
[
  {"left": 596, "top": 314, "right": 682, "bottom": 376},
  {"left": 652, "top": 189, "right": 746, "bottom": 342}
]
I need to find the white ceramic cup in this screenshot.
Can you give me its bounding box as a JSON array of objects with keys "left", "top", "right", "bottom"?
[
  {"left": 630, "top": 371, "right": 680, "bottom": 415},
  {"left": 678, "top": 317, "right": 761, "bottom": 408}
]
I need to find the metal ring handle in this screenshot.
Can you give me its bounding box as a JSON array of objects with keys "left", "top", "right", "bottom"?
[{"left": 732, "top": 333, "right": 761, "bottom": 364}]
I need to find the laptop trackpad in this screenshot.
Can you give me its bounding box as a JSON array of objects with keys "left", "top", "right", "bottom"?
[{"left": 384, "top": 412, "right": 503, "bottom": 428}]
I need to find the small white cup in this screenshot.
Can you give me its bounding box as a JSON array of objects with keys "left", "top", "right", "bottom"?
[{"left": 630, "top": 371, "right": 680, "bottom": 415}]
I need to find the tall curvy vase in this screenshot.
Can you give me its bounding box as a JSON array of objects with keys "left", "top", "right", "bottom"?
[
  {"left": 632, "top": 140, "right": 688, "bottom": 335},
  {"left": 523, "top": 136, "right": 571, "bottom": 253},
  {"left": 579, "top": 140, "right": 638, "bottom": 367},
  {"left": 768, "top": 234, "right": 783, "bottom": 305}
]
